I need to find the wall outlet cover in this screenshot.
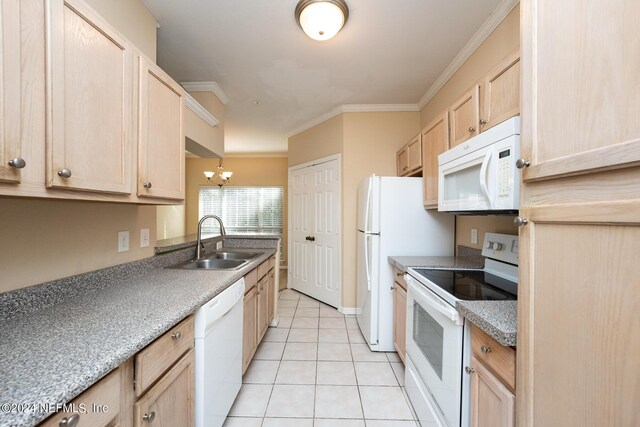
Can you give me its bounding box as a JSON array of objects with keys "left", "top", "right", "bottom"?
[
  {"left": 471, "top": 228, "right": 478, "bottom": 245},
  {"left": 216, "top": 241, "right": 223, "bottom": 250},
  {"left": 118, "top": 231, "right": 130, "bottom": 253},
  {"left": 140, "top": 228, "right": 150, "bottom": 248}
]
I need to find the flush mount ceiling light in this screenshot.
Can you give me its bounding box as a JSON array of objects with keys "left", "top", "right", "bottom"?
[{"left": 295, "top": 0, "right": 349, "bottom": 41}]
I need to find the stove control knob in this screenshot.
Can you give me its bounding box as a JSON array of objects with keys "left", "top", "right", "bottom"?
[{"left": 494, "top": 243, "right": 503, "bottom": 250}]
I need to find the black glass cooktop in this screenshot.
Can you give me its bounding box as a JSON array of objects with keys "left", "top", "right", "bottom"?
[{"left": 413, "top": 269, "right": 517, "bottom": 301}]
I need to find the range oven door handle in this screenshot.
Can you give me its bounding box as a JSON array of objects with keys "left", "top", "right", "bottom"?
[
  {"left": 479, "top": 147, "right": 493, "bottom": 209},
  {"left": 405, "top": 274, "right": 463, "bottom": 326}
]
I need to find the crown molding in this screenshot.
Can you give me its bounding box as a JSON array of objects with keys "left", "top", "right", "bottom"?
[
  {"left": 181, "top": 81, "right": 229, "bottom": 105},
  {"left": 184, "top": 92, "right": 219, "bottom": 126},
  {"left": 223, "top": 152, "right": 288, "bottom": 158},
  {"left": 418, "top": 0, "right": 519, "bottom": 108},
  {"left": 287, "top": 103, "right": 420, "bottom": 138}
]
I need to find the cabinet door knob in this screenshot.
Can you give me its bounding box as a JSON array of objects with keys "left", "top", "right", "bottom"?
[
  {"left": 480, "top": 119, "right": 487, "bottom": 125},
  {"left": 171, "top": 331, "right": 182, "bottom": 340},
  {"left": 8, "top": 157, "right": 26, "bottom": 169},
  {"left": 143, "top": 411, "right": 156, "bottom": 422},
  {"left": 516, "top": 158, "right": 531, "bottom": 169},
  {"left": 465, "top": 366, "right": 475, "bottom": 375},
  {"left": 57, "top": 169, "right": 72, "bottom": 178},
  {"left": 481, "top": 345, "right": 492, "bottom": 354},
  {"left": 514, "top": 217, "right": 529, "bottom": 227},
  {"left": 59, "top": 414, "right": 80, "bottom": 427},
  {"left": 143, "top": 181, "right": 153, "bottom": 189},
  {"left": 468, "top": 127, "right": 475, "bottom": 133}
]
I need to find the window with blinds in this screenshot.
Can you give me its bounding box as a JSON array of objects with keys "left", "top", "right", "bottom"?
[{"left": 199, "top": 186, "right": 284, "bottom": 236}]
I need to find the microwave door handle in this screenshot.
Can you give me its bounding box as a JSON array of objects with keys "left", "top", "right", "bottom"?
[
  {"left": 405, "top": 274, "right": 463, "bottom": 325},
  {"left": 479, "top": 148, "right": 493, "bottom": 209}
]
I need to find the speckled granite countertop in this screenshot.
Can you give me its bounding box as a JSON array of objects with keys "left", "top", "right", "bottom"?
[
  {"left": 388, "top": 255, "right": 484, "bottom": 272},
  {"left": 456, "top": 301, "right": 517, "bottom": 346},
  {"left": 156, "top": 233, "right": 281, "bottom": 254},
  {"left": 0, "top": 245, "right": 276, "bottom": 427}
]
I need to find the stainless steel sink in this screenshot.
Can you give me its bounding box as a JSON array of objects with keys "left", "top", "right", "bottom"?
[
  {"left": 167, "top": 251, "right": 260, "bottom": 270},
  {"left": 208, "top": 251, "right": 261, "bottom": 260}
]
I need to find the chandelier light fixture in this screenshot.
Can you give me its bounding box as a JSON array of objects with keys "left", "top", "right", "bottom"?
[
  {"left": 203, "top": 159, "right": 233, "bottom": 188},
  {"left": 295, "top": 0, "right": 349, "bottom": 41}
]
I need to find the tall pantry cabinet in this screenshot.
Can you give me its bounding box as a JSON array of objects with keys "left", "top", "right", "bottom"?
[{"left": 517, "top": 1, "right": 640, "bottom": 426}]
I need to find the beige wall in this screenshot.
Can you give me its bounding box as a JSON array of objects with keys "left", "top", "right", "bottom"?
[
  {"left": 0, "top": 199, "right": 157, "bottom": 293},
  {"left": 341, "top": 112, "right": 420, "bottom": 307},
  {"left": 288, "top": 115, "right": 344, "bottom": 167},
  {"left": 84, "top": 0, "right": 157, "bottom": 61},
  {"left": 184, "top": 157, "right": 289, "bottom": 263},
  {"left": 0, "top": 0, "right": 160, "bottom": 294},
  {"left": 288, "top": 111, "right": 420, "bottom": 308},
  {"left": 420, "top": 4, "right": 520, "bottom": 251}
]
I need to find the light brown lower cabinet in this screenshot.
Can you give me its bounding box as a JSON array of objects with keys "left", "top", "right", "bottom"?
[
  {"left": 257, "top": 275, "right": 270, "bottom": 342},
  {"left": 243, "top": 285, "right": 258, "bottom": 374},
  {"left": 39, "top": 368, "right": 121, "bottom": 427},
  {"left": 392, "top": 280, "right": 407, "bottom": 364},
  {"left": 468, "top": 325, "right": 516, "bottom": 427},
  {"left": 133, "top": 349, "right": 195, "bottom": 427},
  {"left": 267, "top": 270, "right": 275, "bottom": 324},
  {"left": 242, "top": 256, "right": 277, "bottom": 374},
  {"left": 470, "top": 355, "right": 515, "bottom": 427}
]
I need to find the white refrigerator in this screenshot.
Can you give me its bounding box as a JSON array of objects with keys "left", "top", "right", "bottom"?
[{"left": 356, "top": 175, "right": 455, "bottom": 351}]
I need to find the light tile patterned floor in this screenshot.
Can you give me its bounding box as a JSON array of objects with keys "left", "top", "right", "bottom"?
[{"left": 225, "top": 289, "right": 419, "bottom": 427}]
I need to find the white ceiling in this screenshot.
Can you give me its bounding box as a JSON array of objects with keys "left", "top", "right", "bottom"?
[{"left": 143, "top": 0, "right": 503, "bottom": 154}]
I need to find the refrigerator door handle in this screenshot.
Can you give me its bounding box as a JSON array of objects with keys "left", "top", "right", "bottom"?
[
  {"left": 364, "top": 234, "right": 371, "bottom": 291},
  {"left": 363, "top": 175, "right": 373, "bottom": 233}
]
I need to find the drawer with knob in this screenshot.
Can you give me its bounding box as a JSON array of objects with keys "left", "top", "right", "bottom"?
[
  {"left": 470, "top": 324, "right": 516, "bottom": 392},
  {"left": 257, "top": 259, "right": 270, "bottom": 280},
  {"left": 39, "top": 368, "right": 120, "bottom": 427},
  {"left": 134, "top": 316, "right": 194, "bottom": 396},
  {"left": 392, "top": 267, "right": 408, "bottom": 291}
]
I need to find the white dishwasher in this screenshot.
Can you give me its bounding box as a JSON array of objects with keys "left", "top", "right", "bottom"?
[{"left": 194, "top": 278, "right": 245, "bottom": 427}]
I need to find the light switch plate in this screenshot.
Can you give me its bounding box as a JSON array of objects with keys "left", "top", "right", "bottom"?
[
  {"left": 140, "top": 228, "right": 150, "bottom": 248},
  {"left": 118, "top": 231, "right": 129, "bottom": 253},
  {"left": 471, "top": 228, "right": 478, "bottom": 245}
]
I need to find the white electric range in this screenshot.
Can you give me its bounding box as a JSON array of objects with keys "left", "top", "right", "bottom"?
[{"left": 404, "top": 233, "right": 518, "bottom": 427}]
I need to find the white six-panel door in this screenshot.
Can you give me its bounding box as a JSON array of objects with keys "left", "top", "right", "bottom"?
[{"left": 289, "top": 155, "right": 341, "bottom": 308}]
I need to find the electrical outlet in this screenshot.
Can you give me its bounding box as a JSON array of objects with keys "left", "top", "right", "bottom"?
[
  {"left": 471, "top": 228, "right": 478, "bottom": 245},
  {"left": 140, "top": 228, "right": 150, "bottom": 248},
  {"left": 216, "top": 241, "right": 223, "bottom": 250},
  {"left": 118, "top": 231, "right": 130, "bottom": 253}
]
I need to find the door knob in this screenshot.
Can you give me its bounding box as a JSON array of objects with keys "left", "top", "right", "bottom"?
[
  {"left": 465, "top": 366, "right": 475, "bottom": 375},
  {"left": 8, "top": 157, "right": 26, "bottom": 169},
  {"left": 57, "top": 168, "right": 72, "bottom": 178},
  {"left": 143, "top": 411, "right": 156, "bottom": 422},
  {"left": 480, "top": 119, "right": 487, "bottom": 126},
  {"left": 143, "top": 181, "right": 153, "bottom": 189},
  {"left": 514, "top": 217, "right": 529, "bottom": 227},
  {"left": 516, "top": 159, "right": 531, "bottom": 169},
  {"left": 468, "top": 127, "right": 475, "bottom": 133},
  {"left": 59, "top": 414, "right": 80, "bottom": 427},
  {"left": 305, "top": 236, "right": 315, "bottom": 242}
]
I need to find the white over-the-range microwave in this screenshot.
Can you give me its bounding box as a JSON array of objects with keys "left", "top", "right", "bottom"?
[{"left": 438, "top": 117, "right": 520, "bottom": 214}]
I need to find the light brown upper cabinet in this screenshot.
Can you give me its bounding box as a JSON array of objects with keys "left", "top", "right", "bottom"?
[
  {"left": 520, "top": 3, "right": 640, "bottom": 183},
  {"left": 46, "top": 0, "right": 132, "bottom": 194},
  {"left": 137, "top": 56, "right": 184, "bottom": 200},
  {"left": 449, "top": 85, "right": 480, "bottom": 148},
  {"left": 422, "top": 111, "right": 449, "bottom": 209},
  {"left": 397, "top": 133, "right": 422, "bottom": 176},
  {"left": 480, "top": 48, "right": 520, "bottom": 133},
  {"left": 0, "top": 0, "right": 22, "bottom": 184}
]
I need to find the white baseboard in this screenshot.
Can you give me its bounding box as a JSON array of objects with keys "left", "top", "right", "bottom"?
[
  {"left": 338, "top": 306, "right": 357, "bottom": 315},
  {"left": 269, "top": 316, "right": 279, "bottom": 327}
]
